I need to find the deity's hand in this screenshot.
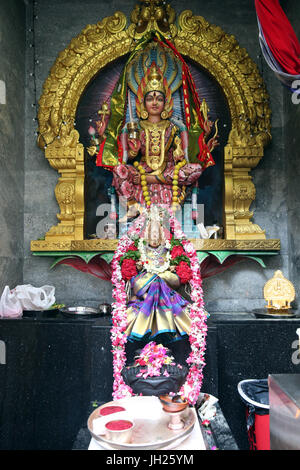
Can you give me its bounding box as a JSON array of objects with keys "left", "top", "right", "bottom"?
[
  {"left": 136, "top": 261, "right": 143, "bottom": 272},
  {"left": 173, "top": 136, "right": 185, "bottom": 163},
  {"left": 132, "top": 171, "right": 141, "bottom": 185},
  {"left": 174, "top": 154, "right": 185, "bottom": 163},
  {"left": 207, "top": 135, "right": 219, "bottom": 153},
  {"left": 95, "top": 119, "right": 108, "bottom": 137},
  {"left": 203, "top": 119, "right": 214, "bottom": 136},
  {"left": 86, "top": 146, "right": 97, "bottom": 156},
  {"left": 128, "top": 138, "right": 141, "bottom": 158}
]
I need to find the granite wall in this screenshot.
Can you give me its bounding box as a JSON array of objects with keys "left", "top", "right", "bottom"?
[
  {"left": 0, "top": 0, "right": 26, "bottom": 293},
  {"left": 285, "top": 0, "right": 300, "bottom": 304},
  {"left": 22, "top": 0, "right": 298, "bottom": 311}
]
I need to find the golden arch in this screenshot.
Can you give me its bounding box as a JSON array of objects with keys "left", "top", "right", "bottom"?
[{"left": 31, "top": 6, "right": 280, "bottom": 252}]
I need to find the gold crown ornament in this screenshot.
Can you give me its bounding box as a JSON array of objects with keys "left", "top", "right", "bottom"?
[
  {"left": 263, "top": 270, "right": 295, "bottom": 314},
  {"left": 144, "top": 65, "right": 165, "bottom": 95},
  {"left": 126, "top": 43, "right": 181, "bottom": 120}
]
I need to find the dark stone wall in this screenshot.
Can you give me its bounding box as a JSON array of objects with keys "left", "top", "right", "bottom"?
[
  {"left": 284, "top": 0, "right": 300, "bottom": 304},
  {"left": 22, "top": 0, "right": 292, "bottom": 311},
  {"left": 0, "top": 0, "right": 26, "bottom": 292}
]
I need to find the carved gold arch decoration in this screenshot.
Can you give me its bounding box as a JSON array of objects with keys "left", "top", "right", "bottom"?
[{"left": 31, "top": 3, "right": 280, "bottom": 252}]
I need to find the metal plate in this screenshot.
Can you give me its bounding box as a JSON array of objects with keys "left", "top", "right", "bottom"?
[
  {"left": 253, "top": 309, "right": 297, "bottom": 318},
  {"left": 59, "top": 306, "right": 101, "bottom": 317},
  {"left": 87, "top": 396, "right": 196, "bottom": 450}
]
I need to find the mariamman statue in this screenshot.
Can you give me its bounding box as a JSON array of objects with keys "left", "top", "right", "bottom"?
[
  {"left": 123, "top": 206, "right": 192, "bottom": 342},
  {"left": 87, "top": 37, "right": 218, "bottom": 217}
]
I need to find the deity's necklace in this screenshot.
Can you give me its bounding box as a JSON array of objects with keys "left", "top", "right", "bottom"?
[
  {"left": 138, "top": 238, "right": 171, "bottom": 274},
  {"left": 140, "top": 120, "right": 169, "bottom": 173}
]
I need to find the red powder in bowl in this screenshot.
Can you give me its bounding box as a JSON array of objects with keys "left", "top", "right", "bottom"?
[
  {"left": 105, "top": 420, "right": 133, "bottom": 431},
  {"left": 99, "top": 406, "right": 126, "bottom": 416}
]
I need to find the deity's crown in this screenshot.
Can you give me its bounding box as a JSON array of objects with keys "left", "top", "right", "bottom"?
[{"left": 144, "top": 64, "right": 165, "bottom": 96}]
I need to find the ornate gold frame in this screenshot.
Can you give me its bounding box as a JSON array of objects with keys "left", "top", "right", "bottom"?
[{"left": 31, "top": 4, "right": 279, "bottom": 252}]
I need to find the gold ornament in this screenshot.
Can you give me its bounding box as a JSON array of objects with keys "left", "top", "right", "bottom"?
[
  {"left": 140, "top": 110, "right": 149, "bottom": 120},
  {"left": 134, "top": 161, "right": 151, "bottom": 207},
  {"left": 160, "top": 110, "right": 169, "bottom": 120},
  {"left": 264, "top": 270, "right": 295, "bottom": 314},
  {"left": 144, "top": 65, "right": 165, "bottom": 95},
  {"left": 140, "top": 120, "right": 169, "bottom": 173},
  {"left": 31, "top": 2, "right": 279, "bottom": 252},
  {"left": 171, "top": 159, "right": 187, "bottom": 211}
]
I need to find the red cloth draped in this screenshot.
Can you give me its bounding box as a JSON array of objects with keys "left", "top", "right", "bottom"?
[{"left": 255, "top": 0, "right": 300, "bottom": 75}]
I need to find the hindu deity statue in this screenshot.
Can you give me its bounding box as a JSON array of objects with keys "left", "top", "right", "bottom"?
[
  {"left": 90, "top": 40, "right": 218, "bottom": 217},
  {"left": 122, "top": 206, "right": 192, "bottom": 342}
]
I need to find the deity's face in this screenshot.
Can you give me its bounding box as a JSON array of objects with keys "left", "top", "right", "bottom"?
[
  {"left": 148, "top": 220, "right": 163, "bottom": 248},
  {"left": 144, "top": 91, "right": 165, "bottom": 118}
]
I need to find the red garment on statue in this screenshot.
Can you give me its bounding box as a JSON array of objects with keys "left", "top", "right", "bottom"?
[{"left": 255, "top": 0, "right": 300, "bottom": 75}]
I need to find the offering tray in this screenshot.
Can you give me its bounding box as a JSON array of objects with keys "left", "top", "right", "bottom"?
[
  {"left": 59, "top": 306, "right": 101, "bottom": 317},
  {"left": 87, "top": 396, "right": 196, "bottom": 450}
]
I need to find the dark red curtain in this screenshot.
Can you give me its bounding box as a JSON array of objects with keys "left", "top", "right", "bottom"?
[{"left": 255, "top": 0, "right": 300, "bottom": 75}]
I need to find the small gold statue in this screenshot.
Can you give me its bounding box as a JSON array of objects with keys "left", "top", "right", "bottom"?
[{"left": 264, "top": 270, "right": 295, "bottom": 314}]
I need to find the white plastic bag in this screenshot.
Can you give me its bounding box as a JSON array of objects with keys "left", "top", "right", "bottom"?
[
  {"left": 0, "top": 284, "right": 56, "bottom": 318},
  {"left": 0, "top": 286, "right": 23, "bottom": 318},
  {"left": 14, "top": 284, "right": 55, "bottom": 311}
]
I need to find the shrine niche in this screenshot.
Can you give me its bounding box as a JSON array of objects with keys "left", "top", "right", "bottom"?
[{"left": 30, "top": 2, "right": 280, "bottom": 253}]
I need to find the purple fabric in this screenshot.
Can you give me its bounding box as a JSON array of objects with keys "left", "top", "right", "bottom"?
[{"left": 128, "top": 274, "right": 188, "bottom": 318}]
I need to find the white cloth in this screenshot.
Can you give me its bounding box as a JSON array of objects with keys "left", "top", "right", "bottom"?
[
  {"left": 198, "top": 394, "right": 218, "bottom": 421},
  {"left": 197, "top": 223, "right": 220, "bottom": 239},
  {"left": 0, "top": 284, "right": 55, "bottom": 318}
]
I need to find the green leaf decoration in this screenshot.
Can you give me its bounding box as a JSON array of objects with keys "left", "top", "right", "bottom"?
[
  {"left": 209, "top": 251, "right": 234, "bottom": 264},
  {"left": 100, "top": 253, "right": 114, "bottom": 264},
  {"left": 244, "top": 256, "right": 266, "bottom": 268},
  {"left": 197, "top": 252, "right": 210, "bottom": 264}
]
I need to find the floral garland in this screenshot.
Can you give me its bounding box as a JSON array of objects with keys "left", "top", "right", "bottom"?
[
  {"left": 131, "top": 341, "right": 180, "bottom": 379},
  {"left": 110, "top": 207, "right": 208, "bottom": 405},
  {"left": 110, "top": 214, "right": 146, "bottom": 400},
  {"left": 138, "top": 237, "right": 171, "bottom": 274}
]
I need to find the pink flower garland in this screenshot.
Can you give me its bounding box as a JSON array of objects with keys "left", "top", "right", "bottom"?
[
  {"left": 110, "top": 214, "right": 147, "bottom": 400},
  {"left": 167, "top": 208, "right": 208, "bottom": 405},
  {"left": 110, "top": 208, "right": 208, "bottom": 405}
]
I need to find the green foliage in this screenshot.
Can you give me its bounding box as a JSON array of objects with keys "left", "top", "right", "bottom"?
[
  {"left": 170, "top": 255, "right": 191, "bottom": 266},
  {"left": 170, "top": 237, "right": 183, "bottom": 249},
  {"left": 120, "top": 250, "right": 141, "bottom": 263}
]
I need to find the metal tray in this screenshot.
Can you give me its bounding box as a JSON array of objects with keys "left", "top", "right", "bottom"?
[
  {"left": 59, "top": 306, "right": 101, "bottom": 317},
  {"left": 87, "top": 396, "right": 196, "bottom": 450},
  {"left": 253, "top": 309, "right": 297, "bottom": 318}
]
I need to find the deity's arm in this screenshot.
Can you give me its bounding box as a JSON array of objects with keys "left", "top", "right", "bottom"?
[
  {"left": 179, "top": 128, "right": 189, "bottom": 163},
  {"left": 171, "top": 122, "right": 189, "bottom": 162},
  {"left": 157, "top": 124, "right": 203, "bottom": 186},
  {"left": 120, "top": 127, "right": 129, "bottom": 163},
  {"left": 120, "top": 125, "right": 142, "bottom": 163},
  {"left": 159, "top": 270, "right": 181, "bottom": 290}
]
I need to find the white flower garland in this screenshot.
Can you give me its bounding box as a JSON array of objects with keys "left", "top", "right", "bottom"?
[{"left": 138, "top": 238, "right": 171, "bottom": 274}]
